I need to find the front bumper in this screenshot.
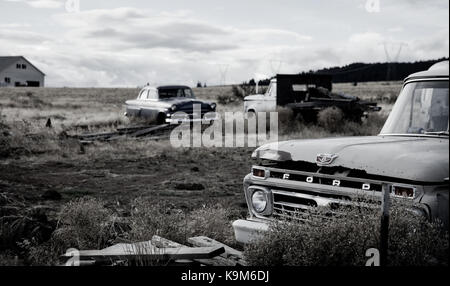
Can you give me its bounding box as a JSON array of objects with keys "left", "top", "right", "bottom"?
[
  {"left": 165, "top": 111, "right": 219, "bottom": 124},
  {"left": 232, "top": 218, "right": 270, "bottom": 244}
]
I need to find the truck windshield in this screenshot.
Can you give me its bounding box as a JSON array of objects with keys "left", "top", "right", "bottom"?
[{"left": 380, "top": 80, "right": 449, "bottom": 136}]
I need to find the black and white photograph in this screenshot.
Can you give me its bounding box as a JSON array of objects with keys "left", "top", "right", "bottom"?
[{"left": 0, "top": 0, "right": 448, "bottom": 275}]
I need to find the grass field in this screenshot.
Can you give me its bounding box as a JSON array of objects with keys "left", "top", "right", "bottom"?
[{"left": 0, "top": 81, "right": 402, "bottom": 265}]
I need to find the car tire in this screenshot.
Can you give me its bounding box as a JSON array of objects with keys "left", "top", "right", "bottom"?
[
  {"left": 246, "top": 110, "right": 256, "bottom": 119},
  {"left": 156, "top": 113, "right": 166, "bottom": 125}
]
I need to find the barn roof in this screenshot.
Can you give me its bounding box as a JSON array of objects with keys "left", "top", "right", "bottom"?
[{"left": 0, "top": 56, "right": 46, "bottom": 75}]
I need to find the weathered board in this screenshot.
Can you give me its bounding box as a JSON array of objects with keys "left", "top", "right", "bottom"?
[
  {"left": 151, "top": 235, "right": 238, "bottom": 266},
  {"left": 188, "top": 236, "right": 243, "bottom": 259},
  {"left": 62, "top": 236, "right": 245, "bottom": 266}
]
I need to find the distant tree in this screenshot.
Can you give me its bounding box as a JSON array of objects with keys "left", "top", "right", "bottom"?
[
  {"left": 248, "top": 79, "right": 256, "bottom": 86},
  {"left": 203, "top": 83, "right": 207, "bottom": 88},
  {"left": 196, "top": 81, "right": 202, "bottom": 88}
]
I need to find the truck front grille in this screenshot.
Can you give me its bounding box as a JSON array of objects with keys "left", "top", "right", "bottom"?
[
  {"left": 269, "top": 170, "right": 382, "bottom": 192},
  {"left": 250, "top": 166, "right": 386, "bottom": 220}
]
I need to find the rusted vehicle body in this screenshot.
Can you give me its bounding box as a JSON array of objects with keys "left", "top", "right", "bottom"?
[
  {"left": 234, "top": 61, "right": 449, "bottom": 243},
  {"left": 243, "top": 74, "right": 381, "bottom": 122},
  {"left": 125, "top": 85, "right": 217, "bottom": 124}
]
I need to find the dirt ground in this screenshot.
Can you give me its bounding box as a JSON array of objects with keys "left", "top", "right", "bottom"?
[
  {"left": 0, "top": 82, "right": 401, "bottom": 263},
  {"left": 0, "top": 81, "right": 402, "bottom": 214},
  {"left": 0, "top": 145, "right": 253, "bottom": 216}
]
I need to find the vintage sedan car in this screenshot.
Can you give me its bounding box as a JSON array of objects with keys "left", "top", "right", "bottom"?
[
  {"left": 124, "top": 85, "right": 217, "bottom": 124},
  {"left": 233, "top": 60, "right": 449, "bottom": 243}
]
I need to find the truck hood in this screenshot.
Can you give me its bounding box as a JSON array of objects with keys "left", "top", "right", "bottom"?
[{"left": 253, "top": 135, "right": 449, "bottom": 183}]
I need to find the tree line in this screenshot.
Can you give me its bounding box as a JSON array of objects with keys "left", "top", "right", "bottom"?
[{"left": 244, "top": 58, "right": 448, "bottom": 85}]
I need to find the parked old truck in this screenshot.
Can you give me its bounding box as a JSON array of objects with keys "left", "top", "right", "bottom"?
[
  {"left": 234, "top": 61, "right": 449, "bottom": 243},
  {"left": 243, "top": 74, "right": 381, "bottom": 122}
]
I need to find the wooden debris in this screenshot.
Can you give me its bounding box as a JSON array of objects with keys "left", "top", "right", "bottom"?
[
  {"left": 130, "top": 124, "right": 170, "bottom": 137},
  {"left": 188, "top": 236, "right": 247, "bottom": 266},
  {"left": 73, "top": 124, "right": 173, "bottom": 142},
  {"left": 62, "top": 236, "right": 245, "bottom": 266},
  {"left": 151, "top": 235, "right": 184, "bottom": 248},
  {"left": 188, "top": 236, "right": 243, "bottom": 259},
  {"left": 151, "top": 235, "right": 238, "bottom": 266}
]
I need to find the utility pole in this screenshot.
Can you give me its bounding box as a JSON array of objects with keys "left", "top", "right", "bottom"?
[
  {"left": 217, "top": 64, "right": 229, "bottom": 86},
  {"left": 383, "top": 42, "right": 406, "bottom": 81},
  {"left": 380, "top": 183, "right": 391, "bottom": 266},
  {"left": 269, "top": 59, "right": 283, "bottom": 76}
]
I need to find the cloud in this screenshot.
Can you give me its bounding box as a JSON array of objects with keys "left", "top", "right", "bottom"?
[
  {"left": 0, "top": 28, "right": 50, "bottom": 43},
  {"left": 0, "top": 23, "right": 31, "bottom": 28},
  {"left": 0, "top": 3, "right": 448, "bottom": 87},
  {"left": 27, "top": 0, "right": 62, "bottom": 9},
  {"left": 2, "top": 0, "right": 63, "bottom": 9}
]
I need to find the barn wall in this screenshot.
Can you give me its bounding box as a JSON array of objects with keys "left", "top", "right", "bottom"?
[{"left": 0, "top": 58, "right": 45, "bottom": 87}]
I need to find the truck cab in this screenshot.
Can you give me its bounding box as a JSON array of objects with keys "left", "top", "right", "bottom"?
[{"left": 244, "top": 79, "right": 277, "bottom": 114}]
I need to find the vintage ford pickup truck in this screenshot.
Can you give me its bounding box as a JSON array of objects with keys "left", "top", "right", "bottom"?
[
  {"left": 124, "top": 85, "right": 217, "bottom": 124},
  {"left": 233, "top": 61, "right": 449, "bottom": 243}
]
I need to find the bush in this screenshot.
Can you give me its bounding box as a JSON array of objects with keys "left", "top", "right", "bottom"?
[
  {"left": 218, "top": 93, "right": 237, "bottom": 105},
  {"left": 51, "top": 197, "right": 121, "bottom": 252},
  {"left": 244, "top": 201, "right": 448, "bottom": 266},
  {"left": 317, "top": 107, "right": 344, "bottom": 132},
  {"left": 126, "top": 199, "right": 187, "bottom": 244},
  {"left": 231, "top": 85, "right": 247, "bottom": 100},
  {"left": 126, "top": 200, "right": 237, "bottom": 247},
  {"left": 0, "top": 119, "right": 70, "bottom": 159},
  {"left": 186, "top": 204, "right": 236, "bottom": 247},
  {"left": 16, "top": 197, "right": 124, "bottom": 265}
]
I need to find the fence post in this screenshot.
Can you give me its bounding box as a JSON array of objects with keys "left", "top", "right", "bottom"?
[{"left": 380, "top": 183, "right": 391, "bottom": 266}]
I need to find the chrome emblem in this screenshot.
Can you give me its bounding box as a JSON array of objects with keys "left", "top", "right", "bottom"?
[
  {"left": 316, "top": 153, "right": 339, "bottom": 166},
  {"left": 362, "top": 183, "right": 371, "bottom": 190},
  {"left": 283, "top": 173, "right": 290, "bottom": 180}
]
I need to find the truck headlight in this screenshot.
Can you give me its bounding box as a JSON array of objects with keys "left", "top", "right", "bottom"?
[
  {"left": 392, "top": 185, "right": 416, "bottom": 199},
  {"left": 252, "top": 167, "right": 266, "bottom": 178},
  {"left": 251, "top": 190, "right": 267, "bottom": 213},
  {"left": 170, "top": 105, "right": 177, "bottom": 111},
  {"left": 210, "top": 103, "right": 216, "bottom": 110}
]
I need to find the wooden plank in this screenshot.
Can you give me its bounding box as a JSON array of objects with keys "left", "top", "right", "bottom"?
[
  {"left": 195, "top": 256, "right": 238, "bottom": 266},
  {"left": 187, "top": 236, "right": 243, "bottom": 259},
  {"left": 117, "top": 125, "right": 155, "bottom": 133},
  {"left": 78, "top": 131, "right": 119, "bottom": 138},
  {"left": 151, "top": 235, "right": 236, "bottom": 266},
  {"left": 151, "top": 235, "right": 184, "bottom": 248},
  {"left": 61, "top": 245, "right": 225, "bottom": 261},
  {"left": 131, "top": 124, "right": 169, "bottom": 137}
]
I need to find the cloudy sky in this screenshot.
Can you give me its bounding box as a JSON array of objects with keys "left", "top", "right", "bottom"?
[{"left": 0, "top": 0, "right": 448, "bottom": 87}]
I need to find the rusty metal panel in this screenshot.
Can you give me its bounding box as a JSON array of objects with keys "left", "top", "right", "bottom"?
[{"left": 276, "top": 73, "right": 333, "bottom": 106}]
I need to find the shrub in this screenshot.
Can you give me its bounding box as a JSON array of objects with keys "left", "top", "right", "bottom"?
[
  {"left": 126, "top": 199, "right": 187, "bottom": 244},
  {"left": 231, "top": 85, "right": 247, "bottom": 101},
  {"left": 218, "top": 94, "right": 236, "bottom": 105},
  {"left": 244, "top": 201, "right": 448, "bottom": 266},
  {"left": 317, "top": 107, "right": 344, "bottom": 132},
  {"left": 126, "top": 200, "right": 237, "bottom": 247},
  {"left": 186, "top": 204, "right": 236, "bottom": 247},
  {"left": 51, "top": 197, "right": 120, "bottom": 251}
]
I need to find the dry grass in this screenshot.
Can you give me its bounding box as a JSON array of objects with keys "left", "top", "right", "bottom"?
[
  {"left": 0, "top": 82, "right": 402, "bottom": 265},
  {"left": 244, "top": 200, "right": 449, "bottom": 266}
]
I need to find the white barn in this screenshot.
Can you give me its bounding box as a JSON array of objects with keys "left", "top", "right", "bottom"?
[{"left": 0, "top": 56, "right": 45, "bottom": 87}]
